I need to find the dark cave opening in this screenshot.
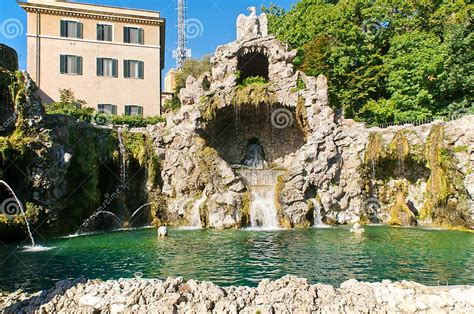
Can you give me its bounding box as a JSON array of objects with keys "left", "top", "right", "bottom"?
[
  {"left": 237, "top": 50, "right": 269, "bottom": 84},
  {"left": 198, "top": 103, "right": 306, "bottom": 166}
]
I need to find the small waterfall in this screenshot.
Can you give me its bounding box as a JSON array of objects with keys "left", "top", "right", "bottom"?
[
  {"left": 236, "top": 169, "right": 283, "bottom": 229},
  {"left": 370, "top": 159, "right": 376, "bottom": 180},
  {"left": 0, "top": 180, "right": 36, "bottom": 246},
  {"left": 189, "top": 193, "right": 206, "bottom": 229},
  {"left": 117, "top": 128, "right": 128, "bottom": 184},
  {"left": 311, "top": 199, "right": 329, "bottom": 228}
]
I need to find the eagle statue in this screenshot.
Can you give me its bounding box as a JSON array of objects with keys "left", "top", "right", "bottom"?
[{"left": 236, "top": 6, "right": 268, "bottom": 41}]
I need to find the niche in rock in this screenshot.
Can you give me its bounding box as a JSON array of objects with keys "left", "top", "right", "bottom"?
[
  {"left": 237, "top": 48, "right": 269, "bottom": 84},
  {"left": 199, "top": 103, "right": 306, "bottom": 166}
]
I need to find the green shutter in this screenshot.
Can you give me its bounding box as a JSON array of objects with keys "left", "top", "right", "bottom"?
[
  {"left": 125, "top": 105, "right": 131, "bottom": 115},
  {"left": 98, "top": 104, "right": 104, "bottom": 112},
  {"left": 60, "top": 20, "right": 67, "bottom": 37},
  {"left": 77, "top": 56, "right": 83, "bottom": 75},
  {"left": 60, "top": 55, "right": 67, "bottom": 73},
  {"left": 138, "top": 106, "right": 143, "bottom": 117},
  {"left": 124, "top": 60, "right": 130, "bottom": 78},
  {"left": 138, "top": 61, "right": 144, "bottom": 79},
  {"left": 97, "top": 58, "right": 103, "bottom": 76},
  {"left": 77, "top": 22, "right": 83, "bottom": 38},
  {"left": 124, "top": 27, "right": 130, "bottom": 43},
  {"left": 112, "top": 59, "right": 118, "bottom": 77},
  {"left": 138, "top": 28, "right": 144, "bottom": 44},
  {"left": 112, "top": 105, "right": 117, "bottom": 115},
  {"left": 97, "top": 24, "right": 103, "bottom": 40},
  {"left": 107, "top": 25, "right": 113, "bottom": 41}
]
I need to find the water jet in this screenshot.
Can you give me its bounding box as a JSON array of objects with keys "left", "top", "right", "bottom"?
[{"left": 0, "top": 180, "right": 36, "bottom": 246}]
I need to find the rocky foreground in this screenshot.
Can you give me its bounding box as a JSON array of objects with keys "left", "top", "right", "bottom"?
[{"left": 1, "top": 276, "right": 473, "bottom": 313}]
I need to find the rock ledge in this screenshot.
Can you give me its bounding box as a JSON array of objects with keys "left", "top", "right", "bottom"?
[{"left": 1, "top": 275, "right": 473, "bottom": 313}]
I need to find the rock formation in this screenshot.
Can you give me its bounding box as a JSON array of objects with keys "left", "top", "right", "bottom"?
[
  {"left": 2, "top": 276, "right": 473, "bottom": 313},
  {"left": 0, "top": 5, "right": 472, "bottom": 241},
  {"left": 150, "top": 8, "right": 473, "bottom": 229}
]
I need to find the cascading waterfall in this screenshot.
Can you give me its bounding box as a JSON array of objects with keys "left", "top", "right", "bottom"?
[
  {"left": 236, "top": 169, "right": 283, "bottom": 229},
  {"left": 311, "top": 199, "right": 329, "bottom": 228},
  {"left": 117, "top": 128, "right": 128, "bottom": 184},
  {"left": 190, "top": 193, "right": 206, "bottom": 229},
  {"left": 0, "top": 180, "right": 36, "bottom": 246}
]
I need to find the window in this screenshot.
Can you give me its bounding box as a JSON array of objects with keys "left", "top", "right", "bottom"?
[
  {"left": 60, "top": 55, "right": 83, "bottom": 75},
  {"left": 98, "top": 104, "right": 117, "bottom": 115},
  {"left": 124, "top": 60, "right": 144, "bottom": 79},
  {"left": 97, "top": 58, "right": 118, "bottom": 77},
  {"left": 124, "top": 27, "right": 144, "bottom": 44},
  {"left": 97, "top": 24, "right": 113, "bottom": 41},
  {"left": 125, "top": 105, "right": 143, "bottom": 117},
  {"left": 60, "top": 20, "right": 83, "bottom": 39}
]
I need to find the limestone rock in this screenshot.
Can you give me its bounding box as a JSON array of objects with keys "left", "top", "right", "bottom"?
[{"left": 2, "top": 276, "right": 473, "bottom": 313}]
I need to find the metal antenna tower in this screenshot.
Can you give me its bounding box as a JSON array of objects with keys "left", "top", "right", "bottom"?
[{"left": 173, "top": 0, "right": 190, "bottom": 69}]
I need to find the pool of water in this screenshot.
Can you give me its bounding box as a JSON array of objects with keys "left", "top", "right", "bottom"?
[{"left": 0, "top": 226, "right": 473, "bottom": 292}]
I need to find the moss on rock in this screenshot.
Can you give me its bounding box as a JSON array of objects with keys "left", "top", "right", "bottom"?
[
  {"left": 419, "top": 125, "right": 470, "bottom": 227},
  {"left": 199, "top": 94, "right": 221, "bottom": 121},
  {"left": 239, "top": 191, "right": 251, "bottom": 227},
  {"left": 388, "top": 181, "right": 416, "bottom": 226},
  {"left": 296, "top": 96, "right": 310, "bottom": 137},
  {"left": 232, "top": 83, "right": 277, "bottom": 107}
]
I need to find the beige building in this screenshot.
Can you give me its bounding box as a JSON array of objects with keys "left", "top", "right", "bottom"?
[
  {"left": 19, "top": 0, "right": 165, "bottom": 117},
  {"left": 161, "top": 68, "right": 177, "bottom": 105},
  {"left": 163, "top": 68, "right": 177, "bottom": 93}
]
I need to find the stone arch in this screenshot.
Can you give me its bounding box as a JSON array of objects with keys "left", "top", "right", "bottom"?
[{"left": 198, "top": 103, "right": 306, "bottom": 166}]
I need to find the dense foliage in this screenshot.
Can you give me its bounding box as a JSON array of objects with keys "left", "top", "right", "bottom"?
[
  {"left": 263, "top": 0, "right": 473, "bottom": 125},
  {"left": 45, "top": 89, "right": 164, "bottom": 127}
]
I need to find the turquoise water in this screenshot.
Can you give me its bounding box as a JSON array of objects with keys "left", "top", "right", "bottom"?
[{"left": 0, "top": 226, "right": 473, "bottom": 292}]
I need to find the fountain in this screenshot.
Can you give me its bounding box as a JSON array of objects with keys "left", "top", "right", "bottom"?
[
  {"left": 235, "top": 140, "right": 283, "bottom": 229},
  {"left": 0, "top": 180, "right": 36, "bottom": 246},
  {"left": 76, "top": 211, "right": 122, "bottom": 235},
  {"left": 129, "top": 203, "right": 152, "bottom": 225},
  {"left": 242, "top": 138, "right": 266, "bottom": 169}
]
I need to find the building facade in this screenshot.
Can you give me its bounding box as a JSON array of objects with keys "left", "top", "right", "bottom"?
[{"left": 19, "top": 0, "right": 165, "bottom": 117}]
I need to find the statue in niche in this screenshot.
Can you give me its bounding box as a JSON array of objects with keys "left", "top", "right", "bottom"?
[
  {"left": 236, "top": 6, "right": 268, "bottom": 41},
  {"left": 242, "top": 138, "right": 267, "bottom": 169}
]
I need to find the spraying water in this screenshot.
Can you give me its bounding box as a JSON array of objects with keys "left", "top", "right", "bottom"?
[
  {"left": 129, "top": 203, "right": 152, "bottom": 224},
  {"left": 0, "top": 180, "right": 36, "bottom": 246},
  {"left": 76, "top": 211, "right": 122, "bottom": 234},
  {"left": 117, "top": 128, "right": 128, "bottom": 184}
]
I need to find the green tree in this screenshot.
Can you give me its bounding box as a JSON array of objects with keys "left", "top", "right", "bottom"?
[
  {"left": 263, "top": 0, "right": 473, "bottom": 125},
  {"left": 163, "top": 56, "right": 212, "bottom": 113},
  {"left": 175, "top": 56, "right": 212, "bottom": 93},
  {"left": 384, "top": 31, "right": 446, "bottom": 121},
  {"left": 45, "top": 89, "right": 88, "bottom": 113}
]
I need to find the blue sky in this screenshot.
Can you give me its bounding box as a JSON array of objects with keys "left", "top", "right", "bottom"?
[{"left": 0, "top": 0, "right": 295, "bottom": 76}]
